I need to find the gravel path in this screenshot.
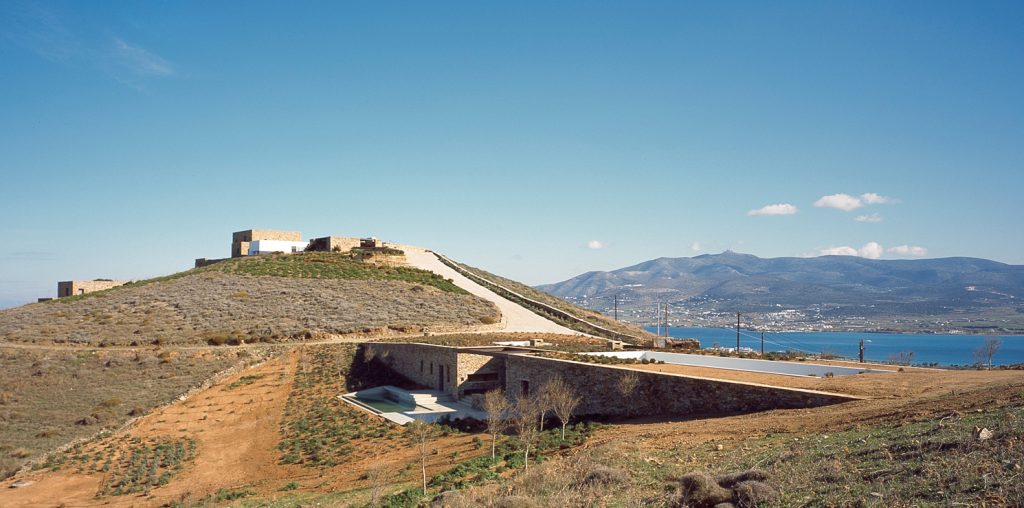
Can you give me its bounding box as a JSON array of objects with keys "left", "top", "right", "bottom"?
[{"left": 402, "top": 247, "right": 581, "bottom": 335}]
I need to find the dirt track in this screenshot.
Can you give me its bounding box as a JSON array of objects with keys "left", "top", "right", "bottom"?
[
  {"left": 402, "top": 247, "right": 580, "bottom": 335},
  {"left": 0, "top": 350, "right": 487, "bottom": 507}
]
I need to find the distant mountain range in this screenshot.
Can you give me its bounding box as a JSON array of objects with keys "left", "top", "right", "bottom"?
[{"left": 536, "top": 252, "right": 1024, "bottom": 333}]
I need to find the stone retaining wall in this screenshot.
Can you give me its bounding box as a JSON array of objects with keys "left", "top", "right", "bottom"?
[
  {"left": 504, "top": 354, "right": 857, "bottom": 417},
  {"left": 366, "top": 343, "right": 858, "bottom": 418}
]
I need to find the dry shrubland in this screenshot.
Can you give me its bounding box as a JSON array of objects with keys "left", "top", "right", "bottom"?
[
  {"left": 0, "top": 347, "right": 252, "bottom": 479},
  {"left": 0, "top": 271, "right": 498, "bottom": 346}
]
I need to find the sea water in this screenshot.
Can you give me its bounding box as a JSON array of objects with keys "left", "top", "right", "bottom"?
[{"left": 647, "top": 326, "right": 1024, "bottom": 366}]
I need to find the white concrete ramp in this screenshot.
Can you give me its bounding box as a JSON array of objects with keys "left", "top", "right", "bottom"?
[{"left": 402, "top": 247, "right": 579, "bottom": 335}]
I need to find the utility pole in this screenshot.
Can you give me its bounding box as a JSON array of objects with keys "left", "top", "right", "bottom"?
[
  {"left": 613, "top": 294, "right": 618, "bottom": 321},
  {"left": 655, "top": 304, "right": 661, "bottom": 337},
  {"left": 761, "top": 331, "right": 765, "bottom": 356},
  {"left": 736, "top": 312, "right": 741, "bottom": 352},
  {"left": 859, "top": 338, "right": 865, "bottom": 363},
  {"left": 663, "top": 303, "right": 669, "bottom": 337}
]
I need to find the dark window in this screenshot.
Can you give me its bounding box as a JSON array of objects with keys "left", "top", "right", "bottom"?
[
  {"left": 520, "top": 380, "right": 530, "bottom": 397},
  {"left": 420, "top": 360, "right": 424, "bottom": 373},
  {"left": 466, "top": 372, "right": 499, "bottom": 382},
  {"left": 430, "top": 363, "right": 433, "bottom": 375}
]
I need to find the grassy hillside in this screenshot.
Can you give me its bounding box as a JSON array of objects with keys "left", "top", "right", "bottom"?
[
  {"left": 384, "top": 383, "right": 1024, "bottom": 507},
  {"left": 0, "top": 347, "right": 259, "bottom": 479},
  {"left": 453, "top": 261, "right": 657, "bottom": 341},
  {"left": 0, "top": 253, "right": 499, "bottom": 346}
]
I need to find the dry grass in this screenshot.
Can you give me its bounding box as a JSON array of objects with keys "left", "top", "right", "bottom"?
[
  {"left": 0, "top": 347, "right": 253, "bottom": 479},
  {"left": 432, "top": 387, "right": 1024, "bottom": 508},
  {"left": 1, "top": 269, "right": 498, "bottom": 347}
]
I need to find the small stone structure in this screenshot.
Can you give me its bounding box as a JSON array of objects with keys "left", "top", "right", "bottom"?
[
  {"left": 231, "top": 229, "right": 303, "bottom": 258},
  {"left": 366, "top": 343, "right": 505, "bottom": 405},
  {"left": 57, "top": 279, "right": 127, "bottom": 298},
  {"left": 308, "top": 236, "right": 361, "bottom": 253},
  {"left": 194, "top": 257, "right": 227, "bottom": 268},
  {"left": 364, "top": 343, "right": 859, "bottom": 418}
]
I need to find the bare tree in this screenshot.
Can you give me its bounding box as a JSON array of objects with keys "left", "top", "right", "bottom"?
[
  {"left": 545, "top": 376, "right": 581, "bottom": 440},
  {"left": 617, "top": 372, "right": 640, "bottom": 417},
  {"left": 512, "top": 393, "right": 541, "bottom": 471},
  {"left": 407, "top": 420, "right": 435, "bottom": 494},
  {"left": 975, "top": 337, "right": 1002, "bottom": 370},
  {"left": 890, "top": 350, "right": 915, "bottom": 367},
  {"left": 482, "top": 389, "right": 509, "bottom": 460},
  {"left": 367, "top": 462, "right": 395, "bottom": 505},
  {"left": 534, "top": 381, "right": 553, "bottom": 432}
]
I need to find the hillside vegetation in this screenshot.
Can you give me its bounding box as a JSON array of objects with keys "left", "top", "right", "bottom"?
[
  {"left": 0, "top": 347, "right": 257, "bottom": 479},
  {"left": 435, "top": 386, "right": 1024, "bottom": 507},
  {"left": 0, "top": 253, "right": 499, "bottom": 346}
]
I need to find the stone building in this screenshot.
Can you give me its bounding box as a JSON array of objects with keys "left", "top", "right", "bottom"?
[
  {"left": 231, "top": 229, "right": 303, "bottom": 258},
  {"left": 57, "top": 279, "right": 127, "bottom": 298},
  {"left": 307, "top": 236, "right": 361, "bottom": 253},
  {"left": 363, "top": 343, "right": 858, "bottom": 418}
]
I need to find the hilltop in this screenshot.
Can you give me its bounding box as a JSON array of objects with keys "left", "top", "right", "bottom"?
[
  {"left": 0, "top": 252, "right": 500, "bottom": 347},
  {"left": 537, "top": 251, "right": 1024, "bottom": 333}
]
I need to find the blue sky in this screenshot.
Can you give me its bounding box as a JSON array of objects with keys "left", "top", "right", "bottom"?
[{"left": 2, "top": 1, "right": 1023, "bottom": 307}]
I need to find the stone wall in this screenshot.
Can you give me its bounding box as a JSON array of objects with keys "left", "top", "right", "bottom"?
[
  {"left": 456, "top": 353, "right": 505, "bottom": 399},
  {"left": 194, "top": 257, "right": 228, "bottom": 268},
  {"left": 364, "top": 343, "right": 858, "bottom": 417},
  {"left": 57, "top": 280, "right": 128, "bottom": 298},
  {"left": 365, "top": 344, "right": 505, "bottom": 401},
  {"left": 366, "top": 343, "right": 460, "bottom": 398},
  {"left": 504, "top": 355, "right": 856, "bottom": 417},
  {"left": 308, "top": 236, "right": 361, "bottom": 253}
]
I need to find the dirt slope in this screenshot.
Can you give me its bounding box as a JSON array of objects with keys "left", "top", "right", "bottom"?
[{"left": 0, "top": 349, "right": 488, "bottom": 507}]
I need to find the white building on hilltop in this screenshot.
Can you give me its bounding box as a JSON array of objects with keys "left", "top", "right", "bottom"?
[{"left": 248, "top": 239, "right": 309, "bottom": 255}]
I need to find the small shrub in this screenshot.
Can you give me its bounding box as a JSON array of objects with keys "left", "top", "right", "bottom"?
[
  {"left": 9, "top": 448, "right": 32, "bottom": 459},
  {"left": 582, "top": 465, "right": 628, "bottom": 486},
  {"left": 278, "top": 481, "right": 300, "bottom": 491},
  {"left": 675, "top": 472, "right": 731, "bottom": 508},
  {"left": 98, "top": 398, "right": 122, "bottom": 409}
]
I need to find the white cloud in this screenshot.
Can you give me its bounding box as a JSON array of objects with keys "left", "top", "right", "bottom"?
[
  {"left": 814, "top": 193, "right": 863, "bottom": 211},
  {"left": 888, "top": 245, "right": 928, "bottom": 257},
  {"left": 860, "top": 193, "right": 892, "bottom": 205},
  {"left": 586, "top": 240, "right": 605, "bottom": 250},
  {"left": 691, "top": 242, "right": 702, "bottom": 252},
  {"left": 818, "top": 242, "right": 884, "bottom": 259},
  {"left": 854, "top": 213, "right": 883, "bottom": 223},
  {"left": 747, "top": 203, "right": 798, "bottom": 216},
  {"left": 818, "top": 246, "right": 858, "bottom": 256},
  {"left": 815, "top": 192, "right": 895, "bottom": 212},
  {"left": 859, "top": 242, "right": 884, "bottom": 259},
  {"left": 111, "top": 37, "right": 175, "bottom": 77}
]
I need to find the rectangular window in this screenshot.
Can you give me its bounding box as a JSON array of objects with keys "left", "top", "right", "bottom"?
[
  {"left": 430, "top": 362, "right": 433, "bottom": 375},
  {"left": 520, "top": 380, "right": 530, "bottom": 397},
  {"left": 420, "top": 360, "right": 424, "bottom": 373}
]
